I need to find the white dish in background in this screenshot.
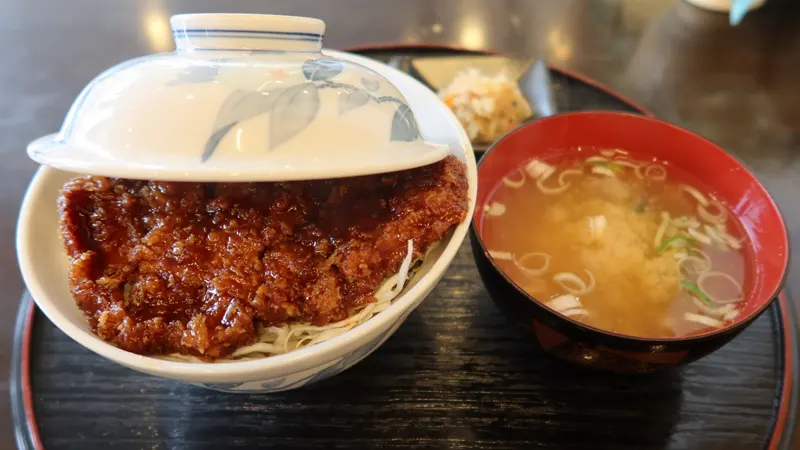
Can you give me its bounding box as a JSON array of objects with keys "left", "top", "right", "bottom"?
[
  {"left": 27, "top": 14, "right": 449, "bottom": 182},
  {"left": 410, "top": 55, "right": 546, "bottom": 152},
  {"left": 683, "top": 0, "right": 766, "bottom": 13},
  {"left": 411, "top": 55, "right": 530, "bottom": 91},
  {"left": 16, "top": 47, "right": 477, "bottom": 393}
]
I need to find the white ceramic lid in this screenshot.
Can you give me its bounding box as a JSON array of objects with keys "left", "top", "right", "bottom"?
[{"left": 27, "top": 14, "right": 449, "bottom": 181}]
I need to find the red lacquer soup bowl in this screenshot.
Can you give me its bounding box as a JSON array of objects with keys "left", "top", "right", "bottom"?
[{"left": 469, "top": 111, "right": 790, "bottom": 373}]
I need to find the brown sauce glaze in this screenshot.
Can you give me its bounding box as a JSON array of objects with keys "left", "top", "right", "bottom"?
[{"left": 58, "top": 156, "right": 468, "bottom": 359}]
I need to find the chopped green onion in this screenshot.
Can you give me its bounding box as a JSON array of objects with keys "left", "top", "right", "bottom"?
[
  {"left": 658, "top": 235, "right": 692, "bottom": 253},
  {"left": 682, "top": 279, "right": 714, "bottom": 307},
  {"left": 591, "top": 161, "right": 624, "bottom": 173}
]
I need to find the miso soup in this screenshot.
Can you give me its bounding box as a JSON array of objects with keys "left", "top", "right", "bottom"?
[{"left": 481, "top": 149, "right": 752, "bottom": 338}]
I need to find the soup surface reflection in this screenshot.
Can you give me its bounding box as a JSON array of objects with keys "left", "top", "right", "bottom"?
[{"left": 481, "top": 149, "right": 751, "bottom": 338}]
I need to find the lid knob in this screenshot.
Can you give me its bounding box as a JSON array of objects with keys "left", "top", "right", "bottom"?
[{"left": 170, "top": 13, "right": 325, "bottom": 52}]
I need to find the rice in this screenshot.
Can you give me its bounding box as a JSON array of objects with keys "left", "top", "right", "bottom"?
[{"left": 438, "top": 69, "right": 532, "bottom": 143}]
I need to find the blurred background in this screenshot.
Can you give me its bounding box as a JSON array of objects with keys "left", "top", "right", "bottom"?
[{"left": 1, "top": 0, "right": 799, "bottom": 447}]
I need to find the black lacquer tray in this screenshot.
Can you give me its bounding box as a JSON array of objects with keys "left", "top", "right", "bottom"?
[{"left": 10, "top": 45, "right": 798, "bottom": 450}]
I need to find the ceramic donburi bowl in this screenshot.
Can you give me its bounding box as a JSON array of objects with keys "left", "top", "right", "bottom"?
[{"left": 17, "top": 48, "right": 477, "bottom": 392}]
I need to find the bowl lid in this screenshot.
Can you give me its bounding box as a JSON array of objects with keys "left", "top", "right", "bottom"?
[{"left": 27, "top": 14, "right": 449, "bottom": 181}]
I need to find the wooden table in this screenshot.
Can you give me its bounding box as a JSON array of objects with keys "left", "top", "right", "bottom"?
[{"left": 2, "top": 0, "right": 799, "bottom": 447}]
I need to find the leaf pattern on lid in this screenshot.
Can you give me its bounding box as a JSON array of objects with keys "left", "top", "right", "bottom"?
[
  {"left": 390, "top": 103, "right": 420, "bottom": 142},
  {"left": 269, "top": 82, "right": 320, "bottom": 151},
  {"left": 339, "top": 88, "right": 371, "bottom": 115},
  {"left": 361, "top": 77, "right": 380, "bottom": 92},
  {"left": 302, "top": 59, "right": 344, "bottom": 81},
  {"left": 196, "top": 57, "right": 422, "bottom": 163},
  {"left": 202, "top": 88, "right": 287, "bottom": 162},
  {"left": 203, "top": 123, "right": 237, "bottom": 162}
]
